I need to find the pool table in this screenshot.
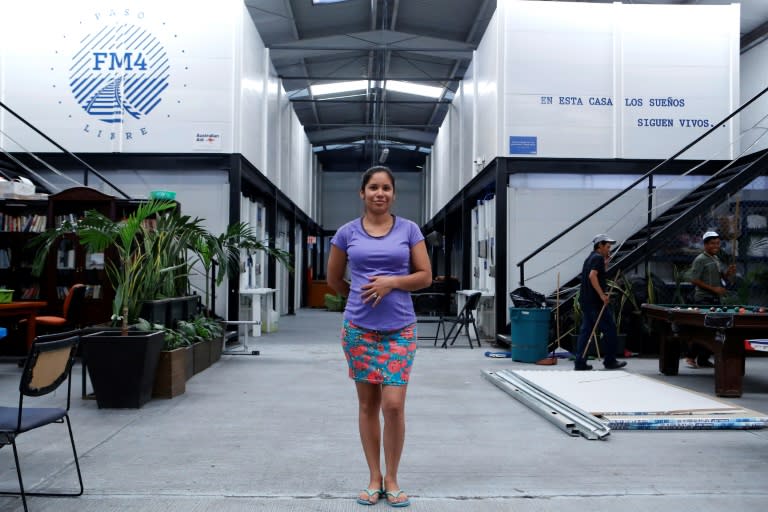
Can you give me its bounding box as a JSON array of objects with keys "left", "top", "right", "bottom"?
[{"left": 641, "top": 303, "right": 767, "bottom": 397}]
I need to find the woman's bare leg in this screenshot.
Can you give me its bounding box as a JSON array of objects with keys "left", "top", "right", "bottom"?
[
  {"left": 381, "top": 384, "right": 409, "bottom": 504},
  {"left": 355, "top": 381, "right": 383, "bottom": 501}
]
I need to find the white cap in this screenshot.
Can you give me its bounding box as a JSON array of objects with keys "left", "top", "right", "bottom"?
[
  {"left": 592, "top": 234, "right": 616, "bottom": 245},
  {"left": 702, "top": 231, "right": 720, "bottom": 241}
]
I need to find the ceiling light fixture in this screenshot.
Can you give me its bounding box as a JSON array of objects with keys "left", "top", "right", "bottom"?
[
  {"left": 310, "top": 80, "right": 368, "bottom": 97},
  {"left": 311, "top": 0, "right": 352, "bottom": 5},
  {"left": 386, "top": 80, "right": 443, "bottom": 99}
]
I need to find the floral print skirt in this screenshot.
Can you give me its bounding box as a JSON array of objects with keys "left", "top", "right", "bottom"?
[{"left": 341, "top": 319, "right": 417, "bottom": 386}]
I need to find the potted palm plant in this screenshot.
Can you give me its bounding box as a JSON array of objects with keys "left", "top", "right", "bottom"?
[
  {"left": 138, "top": 208, "right": 208, "bottom": 327},
  {"left": 32, "top": 200, "right": 176, "bottom": 408},
  {"left": 187, "top": 221, "right": 292, "bottom": 317}
]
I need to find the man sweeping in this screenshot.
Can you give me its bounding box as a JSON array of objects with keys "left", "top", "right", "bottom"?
[{"left": 573, "top": 234, "right": 627, "bottom": 371}]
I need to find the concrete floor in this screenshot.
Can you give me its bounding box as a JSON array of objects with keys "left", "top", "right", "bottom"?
[{"left": 0, "top": 308, "right": 767, "bottom": 511}]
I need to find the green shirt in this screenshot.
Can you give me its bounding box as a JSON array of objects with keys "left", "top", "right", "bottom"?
[{"left": 688, "top": 252, "right": 724, "bottom": 303}]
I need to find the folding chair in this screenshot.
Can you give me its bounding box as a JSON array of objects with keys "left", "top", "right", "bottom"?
[
  {"left": 412, "top": 292, "right": 450, "bottom": 346},
  {"left": 441, "top": 291, "right": 483, "bottom": 348},
  {"left": 0, "top": 331, "right": 84, "bottom": 512}
]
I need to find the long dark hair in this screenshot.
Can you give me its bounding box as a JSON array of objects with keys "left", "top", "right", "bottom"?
[{"left": 360, "top": 165, "right": 395, "bottom": 193}]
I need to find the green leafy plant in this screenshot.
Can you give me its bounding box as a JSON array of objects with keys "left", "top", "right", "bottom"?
[
  {"left": 31, "top": 200, "right": 177, "bottom": 334},
  {"left": 135, "top": 318, "right": 192, "bottom": 351},
  {"left": 672, "top": 264, "right": 690, "bottom": 304},
  {"left": 31, "top": 199, "right": 294, "bottom": 332},
  {"left": 187, "top": 221, "right": 293, "bottom": 315},
  {"left": 608, "top": 275, "right": 642, "bottom": 334},
  {"left": 324, "top": 293, "right": 346, "bottom": 312}
]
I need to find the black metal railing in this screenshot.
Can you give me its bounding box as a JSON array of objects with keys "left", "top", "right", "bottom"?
[
  {"left": 0, "top": 100, "right": 130, "bottom": 199},
  {"left": 516, "top": 83, "right": 768, "bottom": 287}
]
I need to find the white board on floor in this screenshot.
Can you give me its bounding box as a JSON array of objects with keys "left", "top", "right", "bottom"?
[{"left": 512, "top": 370, "right": 742, "bottom": 415}]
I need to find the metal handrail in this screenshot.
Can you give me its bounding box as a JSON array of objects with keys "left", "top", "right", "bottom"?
[
  {"left": 0, "top": 100, "right": 131, "bottom": 199},
  {"left": 516, "top": 83, "right": 768, "bottom": 285}
]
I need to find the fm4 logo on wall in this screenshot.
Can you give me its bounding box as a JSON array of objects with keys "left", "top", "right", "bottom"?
[{"left": 67, "top": 8, "right": 175, "bottom": 143}]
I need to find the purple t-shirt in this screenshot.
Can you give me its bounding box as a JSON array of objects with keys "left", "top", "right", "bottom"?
[{"left": 331, "top": 216, "right": 424, "bottom": 331}]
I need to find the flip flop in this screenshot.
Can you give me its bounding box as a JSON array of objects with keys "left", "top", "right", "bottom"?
[
  {"left": 385, "top": 490, "right": 411, "bottom": 508},
  {"left": 356, "top": 488, "right": 384, "bottom": 506}
]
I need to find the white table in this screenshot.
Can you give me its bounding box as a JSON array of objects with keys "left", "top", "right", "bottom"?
[
  {"left": 240, "top": 288, "right": 277, "bottom": 336},
  {"left": 456, "top": 289, "right": 495, "bottom": 341}
]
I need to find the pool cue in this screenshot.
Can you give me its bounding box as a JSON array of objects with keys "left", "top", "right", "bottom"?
[
  {"left": 581, "top": 300, "right": 608, "bottom": 359},
  {"left": 536, "top": 274, "right": 562, "bottom": 365},
  {"left": 555, "top": 273, "right": 561, "bottom": 349},
  {"left": 731, "top": 195, "right": 740, "bottom": 266}
]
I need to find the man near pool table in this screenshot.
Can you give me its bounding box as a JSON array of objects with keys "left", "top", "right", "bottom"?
[{"left": 685, "top": 230, "right": 737, "bottom": 368}]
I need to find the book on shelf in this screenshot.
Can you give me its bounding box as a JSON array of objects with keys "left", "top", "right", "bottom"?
[
  {"left": 0, "top": 213, "right": 46, "bottom": 232},
  {"left": 84, "top": 284, "right": 102, "bottom": 299},
  {"left": 56, "top": 286, "right": 69, "bottom": 300},
  {"left": 54, "top": 213, "right": 78, "bottom": 228},
  {"left": 21, "top": 285, "right": 40, "bottom": 299}
]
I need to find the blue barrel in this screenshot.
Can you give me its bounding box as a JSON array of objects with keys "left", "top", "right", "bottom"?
[{"left": 509, "top": 308, "right": 551, "bottom": 363}]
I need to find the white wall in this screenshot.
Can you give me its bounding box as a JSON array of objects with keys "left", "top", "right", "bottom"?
[
  {"left": 0, "top": 0, "right": 319, "bottom": 318},
  {"left": 428, "top": 0, "right": 740, "bottom": 217},
  {"left": 0, "top": 1, "right": 240, "bottom": 153},
  {"left": 500, "top": 1, "right": 738, "bottom": 161},
  {"left": 265, "top": 61, "right": 283, "bottom": 185},
  {"left": 238, "top": 2, "right": 268, "bottom": 171},
  {"left": 740, "top": 39, "right": 768, "bottom": 155},
  {"left": 0, "top": 0, "right": 316, "bottom": 217},
  {"left": 474, "top": 8, "right": 501, "bottom": 170}
]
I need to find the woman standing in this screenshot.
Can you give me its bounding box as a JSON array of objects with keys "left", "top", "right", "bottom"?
[{"left": 327, "top": 166, "right": 432, "bottom": 507}]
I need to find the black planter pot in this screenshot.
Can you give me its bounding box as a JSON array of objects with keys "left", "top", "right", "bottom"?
[
  {"left": 83, "top": 330, "right": 165, "bottom": 408},
  {"left": 140, "top": 299, "right": 171, "bottom": 327},
  {"left": 168, "top": 298, "right": 185, "bottom": 328},
  {"left": 183, "top": 295, "right": 200, "bottom": 320}
]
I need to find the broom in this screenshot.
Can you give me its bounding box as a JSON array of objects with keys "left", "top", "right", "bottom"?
[
  {"left": 536, "top": 273, "right": 560, "bottom": 365},
  {"left": 581, "top": 269, "right": 622, "bottom": 360}
]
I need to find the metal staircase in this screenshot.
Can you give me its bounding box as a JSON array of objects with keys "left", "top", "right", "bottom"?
[
  {"left": 610, "top": 152, "right": 768, "bottom": 276},
  {"left": 555, "top": 151, "right": 768, "bottom": 294},
  {"left": 516, "top": 82, "right": 768, "bottom": 327}
]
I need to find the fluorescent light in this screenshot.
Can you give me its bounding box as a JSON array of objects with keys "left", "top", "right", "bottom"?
[
  {"left": 386, "top": 80, "right": 443, "bottom": 99},
  {"left": 312, "top": 0, "right": 351, "bottom": 4},
  {"left": 310, "top": 80, "right": 368, "bottom": 97}
]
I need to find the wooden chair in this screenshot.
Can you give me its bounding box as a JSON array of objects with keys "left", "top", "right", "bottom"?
[
  {"left": 0, "top": 331, "right": 84, "bottom": 511},
  {"left": 35, "top": 284, "right": 86, "bottom": 333}
]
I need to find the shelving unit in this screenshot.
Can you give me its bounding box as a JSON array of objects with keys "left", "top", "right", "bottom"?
[
  {"left": 43, "top": 187, "right": 118, "bottom": 325},
  {"left": 0, "top": 199, "right": 47, "bottom": 300}
]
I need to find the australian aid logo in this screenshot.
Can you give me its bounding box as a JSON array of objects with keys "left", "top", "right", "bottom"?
[{"left": 69, "top": 8, "right": 171, "bottom": 142}]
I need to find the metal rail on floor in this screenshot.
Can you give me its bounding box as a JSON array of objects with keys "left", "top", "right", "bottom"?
[{"left": 481, "top": 369, "right": 611, "bottom": 440}]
